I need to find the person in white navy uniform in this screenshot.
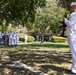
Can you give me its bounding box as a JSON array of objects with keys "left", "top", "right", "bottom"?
[
  {"left": 0, "top": 32, "right": 2, "bottom": 42},
  {"left": 12, "top": 32, "right": 14, "bottom": 46},
  {"left": 13, "top": 32, "right": 16, "bottom": 45},
  {"left": 14, "top": 32, "right": 18, "bottom": 45},
  {"left": 8, "top": 31, "right": 13, "bottom": 46},
  {"left": 25, "top": 34, "right": 28, "bottom": 43},
  {"left": 16, "top": 32, "right": 18, "bottom": 45},
  {"left": 64, "top": 2, "right": 76, "bottom": 74}
]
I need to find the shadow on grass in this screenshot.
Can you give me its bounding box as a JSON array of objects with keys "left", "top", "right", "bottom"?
[
  {"left": 0, "top": 43, "right": 71, "bottom": 75},
  {"left": 0, "top": 67, "right": 29, "bottom": 75},
  {"left": 0, "top": 49, "right": 71, "bottom": 75},
  {"left": 7, "top": 50, "right": 71, "bottom": 64},
  {"left": 40, "top": 65, "right": 72, "bottom": 75}
]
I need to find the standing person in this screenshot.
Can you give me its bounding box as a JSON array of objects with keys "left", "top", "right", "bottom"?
[
  {"left": 13, "top": 32, "right": 16, "bottom": 45},
  {"left": 8, "top": 31, "right": 13, "bottom": 46},
  {"left": 64, "top": 2, "right": 76, "bottom": 74},
  {"left": 15, "top": 32, "right": 18, "bottom": 45},
  {"left": 12, "top": 32, "right": 14, "bottom": 46},
  {"left": 2, "top": 32, "right": 4, "bottom": 45},
  {"left": 2, "top": 33, "right": 6, "bottom": 45},
  {"left": 0, "top": 32, "right": 2, "bottom": 43},
  {"left": 4, "top": 33, "right": 7, "bottom": 45},
  {"left": 5, "top": 33, "right": 9, "bottom": 46},
  {"left": 13, "top": 32, "right": 18, "bottom": 46},
  {"left": 25, "top": 34, "right": 28, "bottom": 43}
]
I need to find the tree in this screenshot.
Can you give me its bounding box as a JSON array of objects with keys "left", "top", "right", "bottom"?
[
  {"left": 57, "top": 0, "right": 76, "bottom": 10},
  {"left": 33, "top": 0, "right": 65, "bottom": 42},
  {"left": 35, "top": 13, "right": 52, "bottom": 42},
  {"left": 0, "top": 0, "right": 46, "bottom": 32}
]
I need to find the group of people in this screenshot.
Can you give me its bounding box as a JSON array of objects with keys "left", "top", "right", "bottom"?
[{"left": 0, "top": 31, "right": 18, "bottom": 46}]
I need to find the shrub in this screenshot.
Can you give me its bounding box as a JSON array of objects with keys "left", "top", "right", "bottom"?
[
  {"left": 19, "top": 37, "right": 25, "bottom": 42},
  {"left": 51, "top": 36, "right": 66, "bottom": 43},
  {"left": 19, "top": 36, "right": 34, "bottom": 42},
  {"left": 27, "top": 36, "right": 34, "bottom": 42}
]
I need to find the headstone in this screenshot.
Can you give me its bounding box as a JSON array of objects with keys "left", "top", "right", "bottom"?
[
  {"left": 31, "top": 70, "right": 44, "bottom": 75},
  {"left": 44, "top": 74, "right": 48, "bottom": 75},
  {"left": 3, "top": 56, "right": 10, "bottom": 59},
  {"left": 6, "top": 61, "right": 48, "bottom": 75}
]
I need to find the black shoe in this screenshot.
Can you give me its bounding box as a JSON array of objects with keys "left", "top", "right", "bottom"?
[
  {"left": 67, "top": 70, "right": 76, "bottom": 75},
  {"left": 67, "top": 70, "right": 74, "bottom": 75},
  {"left": 67, "top": 70, "right": 72, "bottom": 73},
  {"left": 72, "top": 72, "right": 76, "bottom": 75}
]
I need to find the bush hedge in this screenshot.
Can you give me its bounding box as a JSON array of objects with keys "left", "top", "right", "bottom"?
[
  {"left": 51, "top": 36, "right": 66, "bottom": 43},
  {"left": 19, "top": 37, "right": 25, "bottom": 42},
  {"left": 27, "top": 36, "right": 34, "bottom": 42},
  {"left": 19, "top": 36, "right": 34, "bottom": 42}
]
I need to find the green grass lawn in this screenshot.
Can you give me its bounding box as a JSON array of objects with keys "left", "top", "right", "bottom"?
[
  {"left": 21, "top": 42, "right": 69, "bottom": 52},
  {"left": 0, "top": 42, "right": 72, "bottom": 75}
]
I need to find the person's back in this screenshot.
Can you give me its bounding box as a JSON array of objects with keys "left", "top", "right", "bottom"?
[
  {"left": 8, "top": 31, "right": 13, "bottom": 46},
  {"left": 0, "top": 32, "right": 2, "bottom": 39},
  {"left": 5, "top": 34, "right": 9, "bottom": 45},
  {"left": 2, "top": 33, "right": 6, "bottom": 45},
  {"left": 25, "top": 34, "right": 28, "bottom": 43}
]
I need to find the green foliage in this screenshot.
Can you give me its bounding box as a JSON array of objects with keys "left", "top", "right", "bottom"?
[
  {"left": 51, "top": 36, "right": 66, "bottom": 43},
  {"left": 0, "top": 0, "right": 46, "bottom": 32},
  {"left": 58, "top": 0, "right": 76, "bottom": 10},
  {"left": 27, "top": 36, "right": 35, "bottom": 42},
  {"left": 0, "top": 42, "right": 70, "bottom": 75},
  {"left": 19, "top": 30, "right": 23, "bottom": 33},
  {"left": 19, "top": 37, "right": 25, "bottom": 42},
  {"left": 33, "top": 0, "right": 65, "bottom": 37},
  {"left": 19, "top": 36, "right": 34, "bottom": 42}
]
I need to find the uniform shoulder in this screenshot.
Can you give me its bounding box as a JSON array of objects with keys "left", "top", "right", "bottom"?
[
  {"left": 71, "top": 12, "right": 76, "bottom": 15},
  {"left": 70, "top": 12, "right": 76, "bottom": 18}
]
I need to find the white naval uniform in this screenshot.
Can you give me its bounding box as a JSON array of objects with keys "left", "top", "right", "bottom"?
[
  {"left": 0, "top": 32, "right": 2, "bottom": 40},
  {"left": 8, "top": 32, "right": 13, "bottom": 46},
  {"left": 12, "top": 33, "right": 14, "bottom": 45},
  {"left": 13, "top": 33, "right": 16, "bottom": 45},
  {"left": 13, "top": 32, "right": 18, "bottom": 45},
  {"left": 16, "top": 32, "right": 18, "bottom": 45},
  {"left": 25, "top": 34, "right": 28, "bottom": 43},
  {"left": 64, "top": 11, "right": 76, "bottom": 73}
]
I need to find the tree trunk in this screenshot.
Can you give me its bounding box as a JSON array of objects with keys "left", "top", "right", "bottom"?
[
  {"left": 1, "top": 21, "right": 9, "bottom": 33},
  {"left": 41, "top": 34, "right": 44, "bottom": 43},
  {"left": 1, "top": 24, "right": 4, "bottom": 32},
  {"left": 55, "top": 29, "right": 58, "bottom": 36},
  {"left": 36, "top": 35, "right": 39, "bottom": 41},
  {"left": 5, "top": 21, "right": 9, "bottom": 32}
]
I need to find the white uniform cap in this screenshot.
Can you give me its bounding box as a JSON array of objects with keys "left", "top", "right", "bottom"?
[{"left": 70, "top": 2, "right": 76, "bottom": 6}]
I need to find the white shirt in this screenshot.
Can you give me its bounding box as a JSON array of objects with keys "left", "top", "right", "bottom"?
[
  {"left": 16, "top": 32, "right": 18, "bottom": 39},
  {"left": 0, "top": 32, "right": 2, "bottom": 38},
  {"left": 8, "top": 32, "right": 13, "bottom": 39},
  {"left": 64, "top": 12, "right": 76, "bottom": 36},
  {"left": 25, "top": 34, "right": 28, "bottom": 39}
]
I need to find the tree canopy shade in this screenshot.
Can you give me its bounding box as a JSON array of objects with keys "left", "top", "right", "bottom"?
[
  {"left": 0, "top": 0, "right": 46, "bottom": 32},
  {"left": 58, "top": 0, "right": 76, "bottom": 10}
]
